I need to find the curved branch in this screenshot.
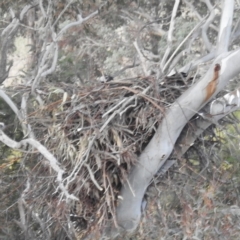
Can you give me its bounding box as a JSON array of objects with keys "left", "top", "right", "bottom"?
[
  {"left": 217, "top": 0, "right": 234, "bottom": 54},
  {"left": 0, "top": 130, "right": 78, "bottom": 201},
  {"left": 0, "top": 89, "right": 31, "bottom": 136},
  {"left": 202, "top": 8, "right": 216, "bottom": 52},
  {"left": 57, "top": 11, "right": 98, "bottom": 39},
  {"left": 116, "top": 48, "right": 240, "bottom": 232}
]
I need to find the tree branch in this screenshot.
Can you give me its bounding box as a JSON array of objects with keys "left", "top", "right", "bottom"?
[
  {"left": 0, "top": 130, "right": 78, "bottom": 201},
  {"left": 176, "top": 87, "right": 240, "bottom": 157},
  {"left": 161, "top": 0, "right": 181, "bottom": 71},
  {"left": 217, "top": 0, "right": 234, "bottom": 54},
  {"left": 116, "top": 47, "right": 240, "bottom": 232}
]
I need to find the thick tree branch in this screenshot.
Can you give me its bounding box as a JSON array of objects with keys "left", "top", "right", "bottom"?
[
  {"left": 217, "top": 0, "right": 234, "bottom": 54},
  {"left": 116, "top": 47, "right": 240, "bottom": 232}
]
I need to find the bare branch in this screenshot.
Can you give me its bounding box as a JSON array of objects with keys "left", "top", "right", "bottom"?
[
  {"left": 41, "top": 43, "right": 59, "bottom": 77},
  {"left": 217, "top": 0, "right": 234, "bottom": 54},
  {"left": 0, "top": 89, "right": 31, "bottom": 136},
  {"left": 174, "top": 51, "right": 216, "bottom": 75},
  {"left": 202, "top": 8, "right": 216, "bottom": 52},
  {"left": 0, "top": 130, "right": 77, "bottom": 201},
  {"left": 201, "top": 0, "right": 214, "bottom": 11},
  {"left": 20, "top": 4, "right": 32, "bottom": 21},
  {"left": 133, "top": 41, "right": 148, "bottom": 76},
  {"left": 176, "top": 88, "right": 240, "bottom": 157},
  {"left": 101, "top": 86, "right": 151, "bottom": 132},
  {"left": 84, "top": 163, "right": 103, "bottom": 191},
  {"left": 39, "top": 0, "right": 47, "bottom": 18},
  {"left": 0, "top": 18, "right": 19, "bottom": 83},
  {"left": 0, "top": 90, "right": 20, "bottom": 118},
  {"left": 57, "top": 11, "right": 98, "bottom": 39},
  {"left": 53, "top": 0, "right": 74, "bottom": 27},
  {"left": 161, "top": 0, "right": 181, "bottom": 71},
  {"left": 117, "top": 47, "right": 240, "bottom": 232},
  {"left": 163, "top": 20, "right": 203, "bottom": 72}
]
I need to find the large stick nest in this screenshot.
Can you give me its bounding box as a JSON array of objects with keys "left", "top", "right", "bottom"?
[{"left": 16, "top": 74, "right": 189, "bottom": 237}]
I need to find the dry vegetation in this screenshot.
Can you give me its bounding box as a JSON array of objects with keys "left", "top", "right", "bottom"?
[
  {"left": 11, "top": 73, "right": 186, "bottom": 238},
  {"left": 1, "top": 0, "right": 240, "bottom": 240}
]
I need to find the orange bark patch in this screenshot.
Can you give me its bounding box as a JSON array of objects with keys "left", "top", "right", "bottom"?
[{"left": 204, "top": 64, "right": 221, "bottom": 102}]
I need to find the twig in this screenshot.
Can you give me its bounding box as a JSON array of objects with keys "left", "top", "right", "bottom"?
[
  {"left": 57, "top": 11, "right": 99, "bottom": 39},
  {"left": 0, "top": 89, "right": 31, "bottom": 134},
  {"left": 202, "top": 9, "right": 216, "bottom": 52},
  {"left": 41, "top": 44, "right": 59, "bottom": 77},
  {"left": 119, "top": 97, "right": 138, "bottom": 117},
  {"left": 84, "top": 163, "right": 103, "bottom": 191},
  {"left": 39, "top": 0, "right": 47, "bottom": 18},
  {"left": 53, "top": 0, "right": 74, "bottom": 27},
  {"left": 161, "top": 0, "right": 181, "bottom": 70},
  {"left": 64, "top": 135, "right": 97, "bottom": 186},
  {"left": 163, "top": 20, "right": 203, "bottom": 72},
  {"left": 100, "top": 85, "right": 153, "bottom": 133},
  {"left": 133, "top": 41, "right": 148, "bottom": 76},
  {"left": 102, "top": 98, "right": 128, "bottom": 118}
]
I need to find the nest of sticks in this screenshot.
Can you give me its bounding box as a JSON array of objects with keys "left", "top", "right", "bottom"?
[{"left": 19, "top": 73, "right": 189, "bottom": 237}]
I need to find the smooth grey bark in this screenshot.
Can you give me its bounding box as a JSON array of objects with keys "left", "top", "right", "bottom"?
[
  {"left": 116, "top": 49, "right": 240, "bottom": 231},
  {"left": 116, "top": 0, "right": 237, "bottom": 232},
  {"left": 171, "top": 0, "right": 234, "bottom": 75},
  {"left": 1, "top": 1, "right": 239, "bottom": 239},
  {"left": 217, "top": 0, "right": 234, "bottom": 55},
  {"left": 176, "top": 87, "right": 240, "bottom": 157}
]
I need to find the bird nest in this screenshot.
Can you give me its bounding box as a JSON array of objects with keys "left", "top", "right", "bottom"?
[{"left": 19, "top": 74, "right": 188, "bottom": 237}]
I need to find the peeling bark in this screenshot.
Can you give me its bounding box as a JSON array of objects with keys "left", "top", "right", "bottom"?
[{"left": 204, "top": 63, "right": 221, "bottom": 102}]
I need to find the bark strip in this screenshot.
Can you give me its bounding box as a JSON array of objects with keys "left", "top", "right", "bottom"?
[{"left": 204, "top": 63, "right": 221, "bottom": 102}]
